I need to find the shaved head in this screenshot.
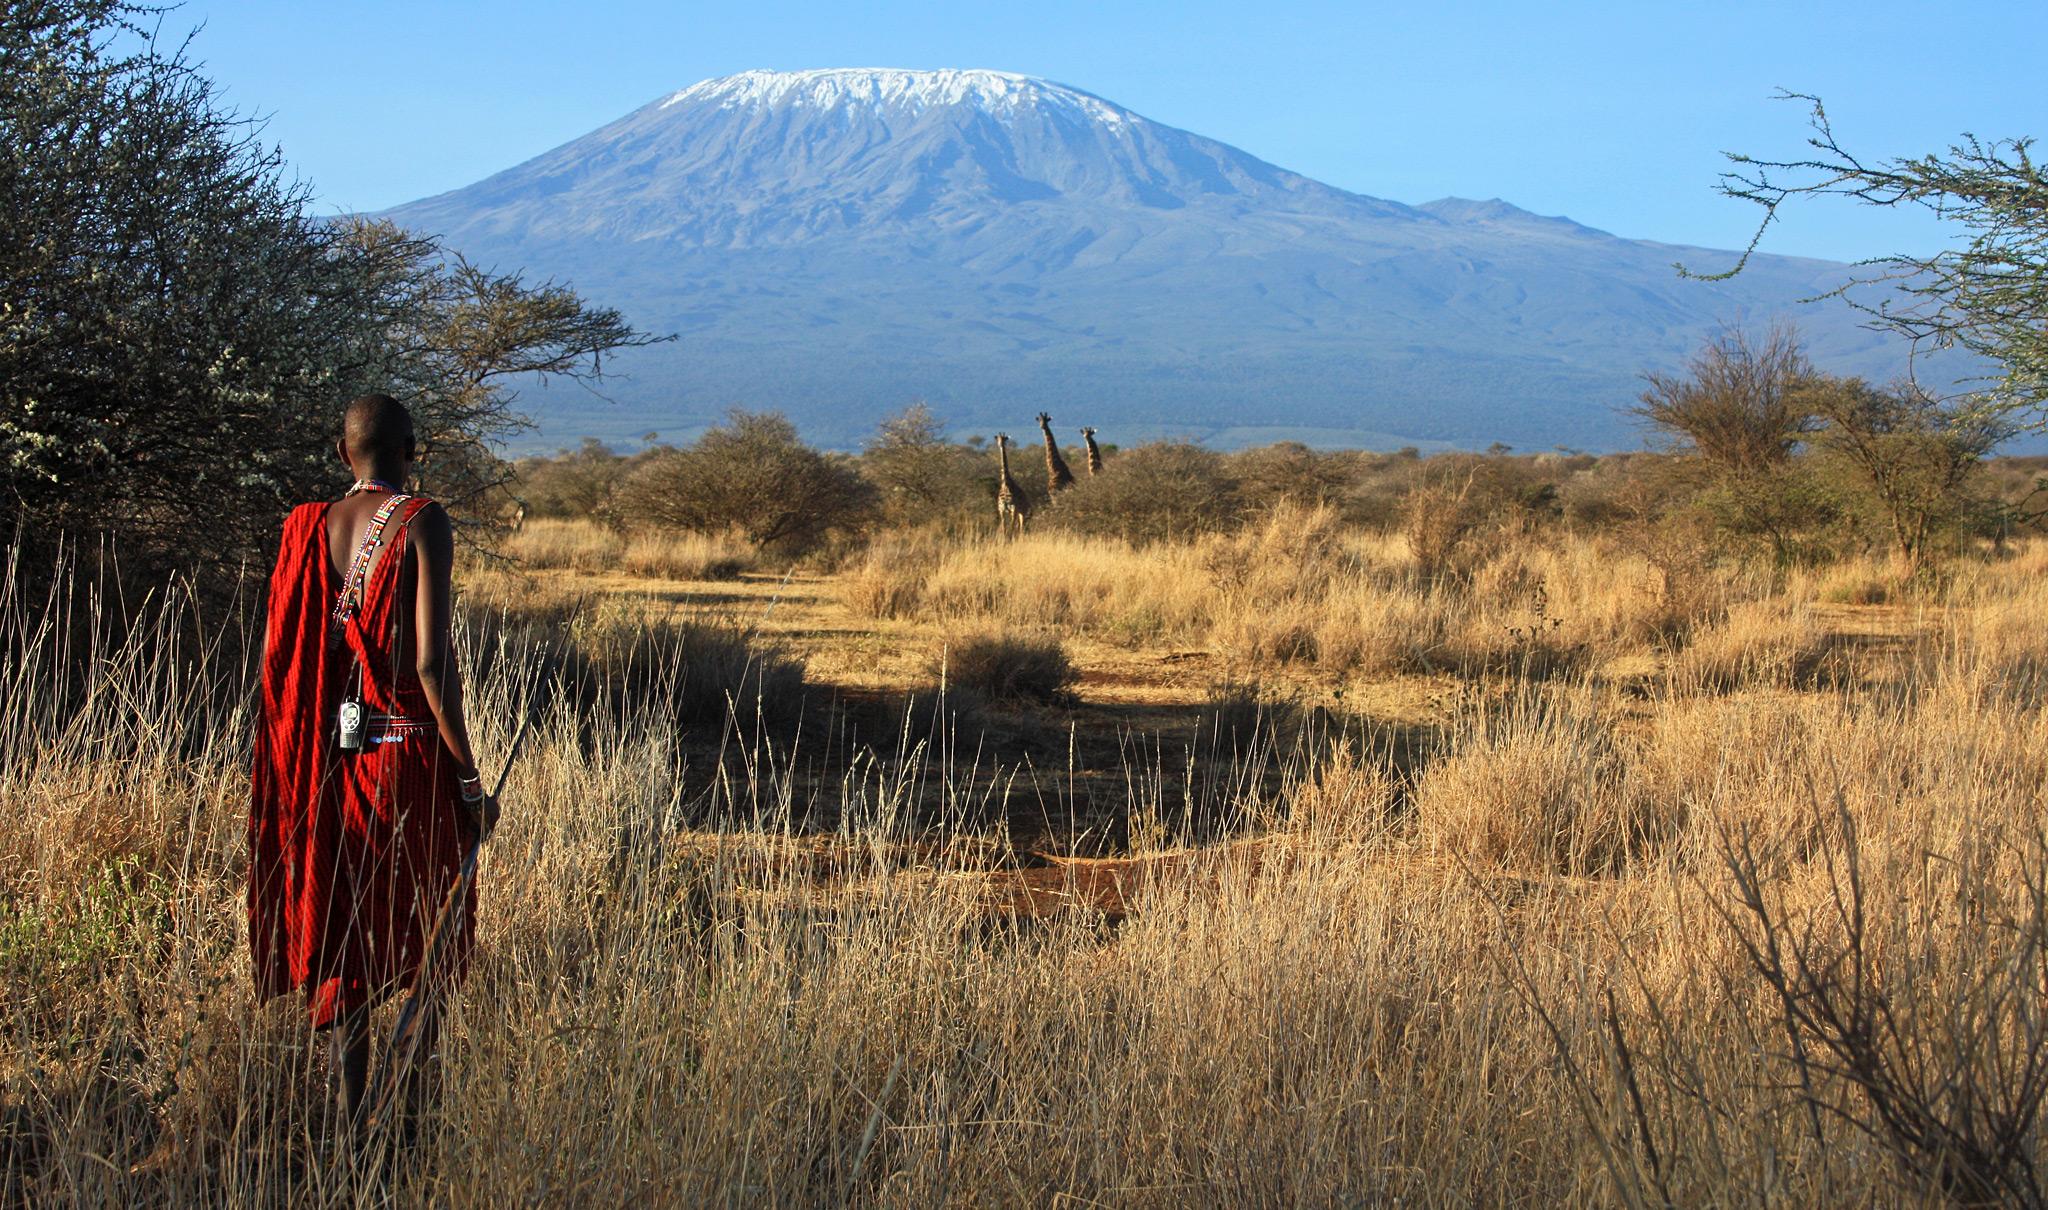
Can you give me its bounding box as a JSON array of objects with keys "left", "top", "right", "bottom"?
[{"left": 341, "top": 393, "right": 414, "bottom": 465}]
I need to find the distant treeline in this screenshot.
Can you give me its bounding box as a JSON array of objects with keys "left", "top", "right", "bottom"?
[{"left": 508, "top": 328, "right": 2048, "bottom": 573}]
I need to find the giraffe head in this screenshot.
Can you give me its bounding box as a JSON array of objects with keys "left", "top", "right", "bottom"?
[
  {"left": 995, "top": 432, "right": 1009, "bottom": 449},
  {"left": 1080, "top": 426, "right": 1096, "bottom": 439},
  {"left": 1036, "top": 412, "right": 1054, "bottom": 429}
]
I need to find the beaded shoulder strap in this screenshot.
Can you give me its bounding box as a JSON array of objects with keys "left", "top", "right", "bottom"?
[{"left": 331, "top": 494, "right": 415, "bottom": 632}]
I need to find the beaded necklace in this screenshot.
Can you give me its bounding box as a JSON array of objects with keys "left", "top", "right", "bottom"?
[
  {"left": 347, "top": 477, "right": 404, "bottom": 496},
  {"left": 331, "top": 493, "right": 415, "bottom": 634}
]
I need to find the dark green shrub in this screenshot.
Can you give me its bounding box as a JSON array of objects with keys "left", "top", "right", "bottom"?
[
  {"left": 933, "top": 631, "right": 1077, "bottom": 705},
  {"left": 1051, "top": 440, "right": 1240, "bottom": 543},
  {"left": 614, "top": 410, "right": 877, "bottom": 554}
]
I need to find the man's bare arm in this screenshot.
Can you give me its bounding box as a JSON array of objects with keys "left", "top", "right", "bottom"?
[{"left": 411, "top": 503, "right": 479, "bottom": 777}]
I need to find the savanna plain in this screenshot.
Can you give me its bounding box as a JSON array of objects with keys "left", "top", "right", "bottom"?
[{"left": 10, "top": 442, "right": 2048, "bottom": 1207}]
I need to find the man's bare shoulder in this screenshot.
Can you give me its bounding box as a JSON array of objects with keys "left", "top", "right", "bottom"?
[
  {"left": 408, "top": 499, "right": 454, "bottom": 554},
  {"left": 409, "top": 498, "right": 450, "bottom": 529}
]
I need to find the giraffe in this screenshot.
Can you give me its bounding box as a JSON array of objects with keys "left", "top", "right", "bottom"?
[
  {"left": 994, "top": 433, "right": 1031, "bottom": 538},
  {"left": 1037, "top": 412, "right": 1075, "bottom": 495},
  {"left": 1079, "top": 426, "right": 1103, "bottom": 477}
]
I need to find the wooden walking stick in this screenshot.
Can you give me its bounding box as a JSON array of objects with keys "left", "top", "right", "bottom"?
[{"left": 366, "top": 706, "right": 536, "bottom": 1130}]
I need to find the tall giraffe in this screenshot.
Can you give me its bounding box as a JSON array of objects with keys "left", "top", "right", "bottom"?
[
  {"left": 1079, "top": 426, "right": 1103, "bottom": 477},
  {"left": 994, "top": 433, "right": 1031, "bottom": 538},
  {"left": 1037, "top": 412, "right": 1075, "bottom": 494}
]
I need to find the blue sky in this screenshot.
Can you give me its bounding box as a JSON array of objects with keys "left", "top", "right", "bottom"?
[{"left": 175, "top": 0, "right": 2043, "bottom": 263}]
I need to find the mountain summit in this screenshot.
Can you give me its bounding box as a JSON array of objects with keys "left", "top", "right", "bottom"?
[
  {"left": 395, "top": 67, "right": 1413, "bottom": 251},
  {"left": 386, "top": 69, "right": 1908, "bottom": 451},
  {"left": 661, "top": 68, "right": 1133, "bottom": 124}
]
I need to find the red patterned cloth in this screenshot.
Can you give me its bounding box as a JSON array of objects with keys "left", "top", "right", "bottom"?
[{"left": 248, "top": 499, "right": 477, "bottom": 1028}]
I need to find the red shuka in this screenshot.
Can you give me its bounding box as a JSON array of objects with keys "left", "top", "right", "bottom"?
[{"left": 248, "top": 499, "right": 476, "bottom": 1028}]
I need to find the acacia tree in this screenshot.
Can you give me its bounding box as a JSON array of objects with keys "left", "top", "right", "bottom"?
[
  {"left": 1053, "top": 440, "right": 1240, "bottom": 544},
  {"left": 1630, "top": 326, "right": 1840, "bottom": 563},
  {"left": 515, "top": 438, "right": 630, "bottom": 521},
  {"left": 1698, "top": 93, "right": 2048, "bottom": 421},
  {"left": 335, "top": 219, "right": 664, "bottom": 523},
  {"left": 859, "top": 403, "right": 984, "bottom": 527},
  {"left": 1805, "top": 378, "right": 2008, "bottom": 570},
  {"left": 2, "top": 2, "right": 357, "bottom": 553},
  {"left": 1631, "top": 325, "right": 1820, "bottom": 473},
  {"left": 616, "top": 410, "right": 875, "bottom": 552},
  {"left": 0, "top": 2, "right": 661, "bottom": 561}
]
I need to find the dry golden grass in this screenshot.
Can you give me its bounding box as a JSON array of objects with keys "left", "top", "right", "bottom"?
[
  {"left": 918, "top": 531, "right": 1216, "bottom": 643},
  {"left": 504, "top": 518, "right": 760, "bottom": 581},
  {"left": 838, "top": 531, "right": 946, "bottom": 620},
  {"left": 1805, "top": 553, "right": 1905, "bottom": 605},
  {"left": 501, "top": 516, "right": 624, "bottom": 570},
  {"left": 1666, "top": 596, "right": 1831, "bottom": 691},
  {"left": 619, "top": 528, "right": 760, "bottom": 581},
  {"left": 11, "top": 534, "right": 2048, "bottom": 1204},
  {"left": 853, "top": 510, "right": 1772, "bottom": 684},
  {"left": 1945, "top": 564, "right": 2048, "bottom": 701},
  {"left": 1414, "top": 688, "right": 1661, "bottom": 875}
]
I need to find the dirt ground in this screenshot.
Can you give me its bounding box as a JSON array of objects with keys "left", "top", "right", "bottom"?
[
  {"left": 544, "top": 565, "right": 1465, "bottom": 721},
  {"left": 536, "top": 565, "right": 1929, "bottom": 721},
  {"left": 494, "top": 565, "right": 1934, "bottom": 917}
]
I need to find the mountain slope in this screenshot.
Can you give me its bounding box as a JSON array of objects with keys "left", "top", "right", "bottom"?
[{"left": 384, "top": 68, "right": 1916, "bottom": 451}]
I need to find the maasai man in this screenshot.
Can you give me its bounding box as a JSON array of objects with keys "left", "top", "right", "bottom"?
[{"left": 248, "top": 394, "right": 500, "bottom": 1131}]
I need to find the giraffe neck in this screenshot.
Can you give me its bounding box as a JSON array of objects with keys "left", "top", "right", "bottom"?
[{"left": 1040, "top": 427, "right": 1072, "bottom": 484}]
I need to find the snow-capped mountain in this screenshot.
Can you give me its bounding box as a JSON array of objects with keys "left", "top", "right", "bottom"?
[
  {"left": 384, "top": 68, "right": 1915, "bottom": 451},
  {"left": 392, "top": 68, "right": 1416, "bottom": 250}
]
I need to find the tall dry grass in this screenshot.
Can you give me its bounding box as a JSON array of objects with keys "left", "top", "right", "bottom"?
[
  {"left": 849, "top": 504, "right": 1767, "bottom": 679},
  {"left": 502, "top": 517, "right": 625, "bottom": 571},
  {"left": 10, "top": 539, "right": 2048, "bottom": 1204},
  {"left": 619, "top": 529, "right": 760, "bottom": 581},
  {"left": 505, "top": 518, "right": 760, "bottom": 580}
]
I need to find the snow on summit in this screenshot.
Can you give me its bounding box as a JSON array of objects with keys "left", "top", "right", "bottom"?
[{"left": 660, "top": 68, "right": 1129, "bottom": 126}]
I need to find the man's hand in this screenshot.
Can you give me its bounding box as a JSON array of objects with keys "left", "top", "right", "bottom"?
[{"left": 461, "top": 791, "right": 502, "bottom": 842}]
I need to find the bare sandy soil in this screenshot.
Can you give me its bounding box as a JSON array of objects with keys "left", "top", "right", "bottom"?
[{"left": 494, "top": 564, "right": 1934, "bottom": 919}]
